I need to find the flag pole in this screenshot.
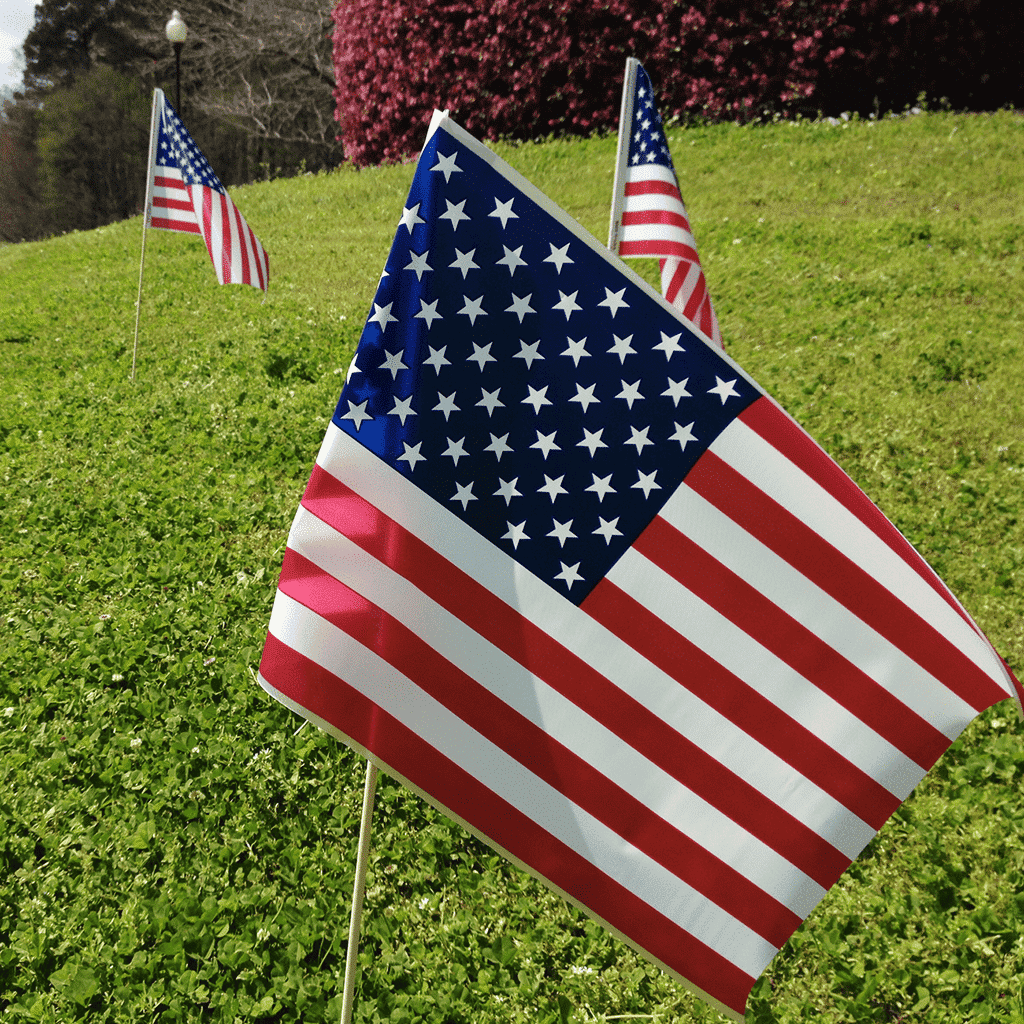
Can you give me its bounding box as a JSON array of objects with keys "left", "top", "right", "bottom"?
[
  {"left": 131, "top": 89, "right": 162, "bottom": 382},
  {"left": 339, "top": 758, "right": 378, "bottom": 1024},
  {"left": 608, "top": 56, "right": 639, "bottom": 253}
]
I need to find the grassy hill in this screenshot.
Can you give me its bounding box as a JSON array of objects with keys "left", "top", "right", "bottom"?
[{"left": 1, "top": 109, "right": 1022, "bottom": 1024}]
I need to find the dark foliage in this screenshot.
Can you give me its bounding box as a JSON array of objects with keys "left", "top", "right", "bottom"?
[{"left": 331, "top": 0, "right": 1023, "bottom": 167}]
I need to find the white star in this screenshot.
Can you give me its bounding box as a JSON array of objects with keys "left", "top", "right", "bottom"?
[
  {"left": 616, "top": 379, "right": 644, "bottom": 409},
  {"left": 414, "top": 297, "right": 443, "bottom": 329},
  {"left": 709, "top": 376, "right": 741, "bottom": 403},
  {"left": 489, "top": 197, "right": 518, "bottom": 228},
  {"left": 451, "top": 482, "right": 477, "bottom": 510},
  {"left": 598, "top": 287, "right": 629, "bottom": 317},
  {"left": 433, "top": 393, "right": 459, "bottom": 420},
  {"left": 502, "top": 520, "right": 529, "bottom": 549},
  {"left": 522, "top": 385, "right": 552, "bottom": 413},
  {"left": 578, "top": 428, "right": 607, "bottom": 457},
  {"left": 388, "top": 395, "right": 416, "bottom": 424},
  {"left": 379, "top": 348, "right": 408, "bottom": 378},
  {"left": 345, "top": 354, "right": 360, "bottom": 384},
  {"left": 553, "top": 290, "right": 582, "bottom": 320},
  {"left": 404, "top": 249, "right": 431, "bottom": 279},
  {"left": 669, "top": 420, "right": 698, "bottom": 450},
  {"left": 477, "top": 387, "right": 504, "bottom": 416},
  {"left": 494, "top": 478, "right": 522, "bottom": 505},
  {"left": 397, "top": 441, "right": 426, "bottom": 470},
  {"left": 399, "top": 204, "right": 425, "bottom": 232},
  {"left": 554, "top": 561, "right": 584, "bottom": 589},
  {"left": 632, "top": 469, "right": 661, "bottom": 498},
  {"left": 485, "top": 432, "right": 513, "bottom": 461},
  {"left": 458, "top": 295, "right": 487, "bottom": 324},
  {"left": 341, "top": 399, "right": 372, "bottom": 430},
  {"left": 505, "top": 293, "right": 536, "bottom": 322},
  {"left": 608, "top": 334, "right": 637, "bottom": 363},
  {"left": 585, "top": 473, "right": 616, "bottom": 502},
  {"left": 654, "top": 331, "right": 685, "bottom": 360},
  {"left": 449, "top": 248, "right": 479, "bottom": 278},
  {"left": 514, "top": 340, "right": 544, "bottom": 368},
  {"left": 544, "top": 242, "right": 573, "bottom": 273},
  {"left": 430, "top": 150, "right": 462, "bottom": 182},
  {"left": 538, "top": 474, "right": 568, "bottom": 502},
  {"left": 467, "top": 342, "right": 496, "bottom": 370},
  {"left": 569, "top": 383, "right": 600, "bottom": 413},
  {"left": 424, "top": 345, "right": 451, "bottom": 373},
  {"left": 440, "top": 199, "right": 470, "bottom": 228},
  {"left": 368, "top": 301, "right": 398, "bottom": 331},
  {"left": 593, "top": 516, "right": 623, "bottom": 544},
  {"left": 442, "top": 437, "right": 469, "bottom": 464},
  {"left": 662, "top": 377, "right": 692, "bottom": 405},
  {"left": 496, "top": 245, "right": 528, "bottom": 275},
  {"left": 561, "top": 337, "right": 590, "bottom": 366},
  {"left": 548, "top": 519, "right": 577, "bottom": 547},
  {"left": 625, "top": 425, "right": 654, "bottom": 454},
  {"left": 531, "top": 430, "right": 560, "bottom": 459}
]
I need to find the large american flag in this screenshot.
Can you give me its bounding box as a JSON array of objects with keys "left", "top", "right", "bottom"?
[
  {"left": 146, "top": 88, "right": 269, "bottom": 291},
  {"left": 258, "top": 115, "right": 1021, "bottom": 1020},
  {"left": 609, "top": 59, "right": 722, "bottom": 349}
]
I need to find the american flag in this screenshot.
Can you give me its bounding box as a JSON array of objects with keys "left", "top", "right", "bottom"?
[
  {"left": 146, "top": 88, "right": 269, "bottom": 291},
  {"left": 609, "top": 59, "right": 722, "bottom": 349},
  {"left": 258, "top": 115, "right": 1021, "bottom": 1020}
]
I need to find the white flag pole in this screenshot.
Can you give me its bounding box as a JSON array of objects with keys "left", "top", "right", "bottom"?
[
  {"left": 131, "top": 88, "right": 163, "bottom": 382},
  {"left": 607, "top": 57, "right": 639, "bottom": 253},
  {"left": 339, "top": 758, "right": 379, "bottom": 1024}
]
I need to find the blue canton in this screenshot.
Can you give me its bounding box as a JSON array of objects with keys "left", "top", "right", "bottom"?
[
  {"left": 334, "top": 127, "right": 757, "bottom": 603},
  {"left": 157, "top": 98, "right": 226, "bottom": 193},
  {"left": 628, "top": 64, "right": 676, "bottom": 175}
]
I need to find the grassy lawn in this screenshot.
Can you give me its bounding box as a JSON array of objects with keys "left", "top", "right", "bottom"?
[{"left": 1, "top": 108, "right": 1022, "bottom": 1024}]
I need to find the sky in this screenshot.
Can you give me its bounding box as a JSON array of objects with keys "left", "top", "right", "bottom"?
[{"left": 1, "top": 0, "right": 36, "bottom": 95}]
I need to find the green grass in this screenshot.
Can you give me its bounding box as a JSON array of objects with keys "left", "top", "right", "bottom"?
[{"left": 1, "top": 109, "right": 1023, "bottom": 1024}]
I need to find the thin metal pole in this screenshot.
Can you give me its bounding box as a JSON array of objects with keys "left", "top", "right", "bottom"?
[
  {"left": 340, "top": 760, "right": 378, "bottom": 1024},
  {"left": 131, "top": 89, "right": 162, "bottom": 382}
]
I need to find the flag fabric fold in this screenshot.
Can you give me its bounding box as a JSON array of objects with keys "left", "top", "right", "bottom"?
[
  {"left": 258, "top": 113, "right": 1020, "bottom": 1021},
  {"left": 145, "top": 88, "right": 269, "bottom": 291},
  {"left": 609, "top": 58, "right": 722, "bottom": 349}
]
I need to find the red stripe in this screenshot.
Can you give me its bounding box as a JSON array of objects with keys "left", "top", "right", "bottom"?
[
  {"left": 739, "top": 399, "right": 974, "bottom": 628},
  {"left": 152, "top": 196, "right": 194, "bottom": 214},
  {"left": 153, "top": 174, "right": 190, "bottom": 192},
  {"left": 582, "top": 577, "right": 897, "bottom": 831},
  {"left": 681, "top": 269, "right": 709, "bottom": 323},
  {"left": 217, "top": 192, "right": 232, "bottom": 285},
  {"left": 301, "top": 464, "right": 851, "bottom": 887},
  {"left": 622, "top": 209, "right": 693, "bottom": 233},
  {"left": 625, "top": 179, "right": 680, "bottom": 198},
  {"left": 635, "top": 517, "right": 950, "bottom": 770},
  {"left": 661, "top": 257, "right": 692, "bottom": 307},
  {"left": 688, "top": 448, "right": 1008, "bottom": 713},
  {"left": 277, "top": 547, "right": 801, "bottom": 948},
  {"left": 150, "top": 215, "right": 202, "bottom": 234},
  {"left": 231, "top": 201, "right": 252, "bottom": 286},
  {"left": 259, "top": 631, "right": 756, "bottom": 1017},
  {"left": 619, "top": 239, "right": 701, "bottom": 263}
]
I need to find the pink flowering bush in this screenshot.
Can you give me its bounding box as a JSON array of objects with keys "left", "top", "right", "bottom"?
[{"left": 332, "top": 0, "right": 1013, "bottom": 166}]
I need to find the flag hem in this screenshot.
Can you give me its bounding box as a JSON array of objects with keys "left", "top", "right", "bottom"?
[
  {"left": 607, "top": 56, "right": 638, "bottom": 252},
  {"left": 256, "top": 669, "right": 747, "bottom": 1023}
]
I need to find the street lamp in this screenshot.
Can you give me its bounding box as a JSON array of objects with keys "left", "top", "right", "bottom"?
[{"left": 165, "top": 10, "right": 187, "bottom": 111}]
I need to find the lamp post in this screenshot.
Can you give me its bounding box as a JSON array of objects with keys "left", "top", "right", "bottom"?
[{"left": 165, "top": 10, "right": 187, "bottom": 111}]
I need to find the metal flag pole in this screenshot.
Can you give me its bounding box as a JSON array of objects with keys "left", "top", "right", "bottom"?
[
  {"left": 131, "top": 88, "right": 163, "bottom": 382},
  {"left": 607, "top": 56, "right": 639, "bottom": 253},
  {"left": 339, "top": 758, "right": 379, "bottom": 1024}
]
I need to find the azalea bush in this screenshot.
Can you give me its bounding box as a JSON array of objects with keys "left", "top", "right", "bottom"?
[{"left": 330, "top": 0, "right": 1014, "bottom": 166}]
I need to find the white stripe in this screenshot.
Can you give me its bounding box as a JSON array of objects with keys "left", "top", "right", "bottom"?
[
  {"left": 621, "top": 192, "right": 689, "bottom": 217},
  {"left": 226, "top": 201, "right": 244, "bottom": 284},
  {"left": 268, "top": 589, "right": 780, "bottom": 977},
  {"left": 711, "top": 420, "right": 1009, "bottom": 692},
  {"left": 287, "top": 504, "right": 827, "bottom": 919},
  {"left": 315, "top": 422, "right": 876, "bottom": 858},
  {"left": 606, "top": 546, "right": 926, "bottom": 800},
  {"left": 625, "top": 165, "right": 677, "bottom": 187},
  {"left": 661, "top": 480, "right": 979, "bottom": 740},
  {"left": 619, "top": 223, "right": 697, "bottom": 249}
]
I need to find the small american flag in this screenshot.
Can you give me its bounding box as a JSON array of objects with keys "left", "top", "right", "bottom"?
[
  {"left": 609, "top": 59, "right": 721, "bottom": 349},
  {"left": 258, "top": 115, "right": 1021, "bottom": 1020},
  {"left": 146, "top": 89, "right": 269, "bottom": 291}
]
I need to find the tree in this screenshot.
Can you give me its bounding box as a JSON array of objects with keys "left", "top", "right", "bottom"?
[{"left": 0, "top": 92, "right": 46, "bottom": 242}]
